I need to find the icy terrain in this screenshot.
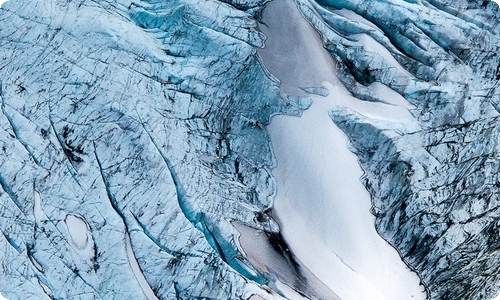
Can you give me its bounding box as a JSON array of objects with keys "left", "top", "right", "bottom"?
[
  {"left": 283, "top": 0, "right": 500, "bottom": 299},
  {"left": 0, "top": 0, "right": 500, "bottom": 299},
  {"left": 260, "top": 0, "right": 424, "bottom": 298},
  {"left": 0, "top": 0, "right": 307, "bottom": 298}
]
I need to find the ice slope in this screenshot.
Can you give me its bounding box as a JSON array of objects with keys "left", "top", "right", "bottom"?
[
  {"left": 282, "top": 0, "right": 500, "bottom": 299},
  {"left": 0, "top": 0, "right": 308, "bottom": 298},
  {"left": 260, "top": 0, "right": 425, "bottom": 299}
]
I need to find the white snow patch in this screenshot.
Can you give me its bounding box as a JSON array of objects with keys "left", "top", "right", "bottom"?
[
  {"left": 268, "top": 90, "right": 425, "bottom": 300},
  {"left": 258, "top": 0, "right": 336, "bottom": 95},
  {"left": 65, "top": 214, "right": 95, "bottom": 262},
  {"left": 369, "top": 81, "right": 416, "bottom": 109},
  {"left": 0, "top": 293, "right": 7, "bottom": 300},
  {"left": 65, "top": 214, "right": 89, "bottom": 250},
  {"left": 326, "top": 81, "right": 414, "bottom": 122},
  {"left": 125, "top": 232, "right": 159, "bottom": 300},
  {"left": 274, "top": 280, "right": 308, "bottom": 300},
  {"left": 334, "top": 8, "right": 380, "bottom": 29},
  {"left": 244, "top": 283, "right": 286, "bottom": 300},
  {"left": 234, "top": 222, "right": 341, "bottom": 299},
  {"left": 38, "top": 280, "right": 53, "bottom": 297},
  {"left": 0, "top": 0, "right": 8, "bottom": 8},
  {"left": 233, "top": 222, "right": 288, "bottom": 274},
  {"left": 33, "top": 190, "right": 44, "bottom": 223},
  {"left": 29, "top": 254, "right": 44, "bottom": 273},
  {"left": 259, "top": 0, "right": 426, "bottom": 299}
]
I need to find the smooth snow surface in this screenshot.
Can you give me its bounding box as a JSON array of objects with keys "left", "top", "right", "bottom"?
[
  {"left": 65, "top": 214, "right": 90, "bottom": 250},
  {"left": 258, "top": 0, "right": 335, "bottom": 95},
  {"left": 33, "top": 190, "right": 44, "bottom": 224},
  {"left": 0, "top": 293, "right": 6, "bottom": 300},
  {"left": 0, "top": 0, "right": 7, "bottom": 7},
  {"left": 352, "top": 33, "right": 414, "bottom": 78},
  {"left": 233, "top": 222, "right": 340, "bottom": 299},
  {"left": 65, "top": 214, "right": 95, "bottom": 262},
  {"left": 260, "top": 0, "right": 426, "bottom": 299},
  {"left": 125, "top": 233, "right": 159, "bottom": 300}
]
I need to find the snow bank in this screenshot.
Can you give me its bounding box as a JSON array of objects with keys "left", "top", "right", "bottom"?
[
  {"left": 125, "top": 233, "right": 159, "bottom": 300},
  {"left": 259, "top": 0, "right": 426, "bottom": 298}
]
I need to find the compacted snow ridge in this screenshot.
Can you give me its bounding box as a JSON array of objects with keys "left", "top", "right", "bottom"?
[{"left": 259, "top": 0, "right": 426, "bottom": 299}]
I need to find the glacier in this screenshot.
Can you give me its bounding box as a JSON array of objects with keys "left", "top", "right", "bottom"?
[
  {"left": 0, "top": 0, "right": 500, "bottom": 299},
  {"left": 260, "top": 0, "right": 424, "bottom": 298}
]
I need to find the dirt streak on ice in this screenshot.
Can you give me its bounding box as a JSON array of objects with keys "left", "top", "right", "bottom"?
[{"left": 257, "top": 0, "right": 426, "bottom": 299}]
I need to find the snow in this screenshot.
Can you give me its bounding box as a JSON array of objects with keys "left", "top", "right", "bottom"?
[
  {"left": 233, "top": 222, "right": 340, "bottom": 299},
  {"left": 352, "top": 33, "right": 414, "bottom": 78},
  {"left": 259, "top": 0, "right": 425, "bottom": 299},
  {"left": 334, "top": 9, "right": 379, "bottom": 29},
  {"left": 65, "top": 214, "right": 95, "bottom": 262},
  {"left": 258, "top": 0, "right": 335, "bottom": 95},
  {"left": 65, "top": 214, "right": 90, "bottom": 250},
  {"left": 0, "top": 293, "right": 6, "bottom": 300},
  {"left": 125, "top": 232, "right": 159, "bottom": 300},
  {"left": 267, "top": 90, "right": 425, "bottom": 299},
  {"left": 274, "top": 280, "right": 308, "bottom": 300},
  {"left": 33, "top": 190, "right": 44, "bottom": 224},
  {"left": 0, "top": 0, "right": 7, "bottom": 8}
]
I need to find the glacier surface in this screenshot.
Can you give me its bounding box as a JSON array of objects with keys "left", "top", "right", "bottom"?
[{"left": 0, "top": 0, "right": 500, "bottom": 299}]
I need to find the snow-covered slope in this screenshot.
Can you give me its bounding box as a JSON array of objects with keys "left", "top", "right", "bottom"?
[
  {"left": 283, "top": 0, "right": 500, "bottom": 299},
  {"left": 0, "top": 0, "right": 500, "bottom": 299},
  {"left": 260, "top": 0, "right": 424, "bottom": 299}
]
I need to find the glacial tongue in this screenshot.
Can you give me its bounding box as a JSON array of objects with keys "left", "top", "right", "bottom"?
[
  {"left": 0, "top": 0, "right": 308, "bottom": 298},
  {"left": 291, "top": 0, "right": 500, "bottom": 299}
]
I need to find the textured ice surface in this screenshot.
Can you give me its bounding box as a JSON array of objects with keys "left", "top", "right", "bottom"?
[{"left": 0, "top": 0, "right": 308, "bottom": 298}]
